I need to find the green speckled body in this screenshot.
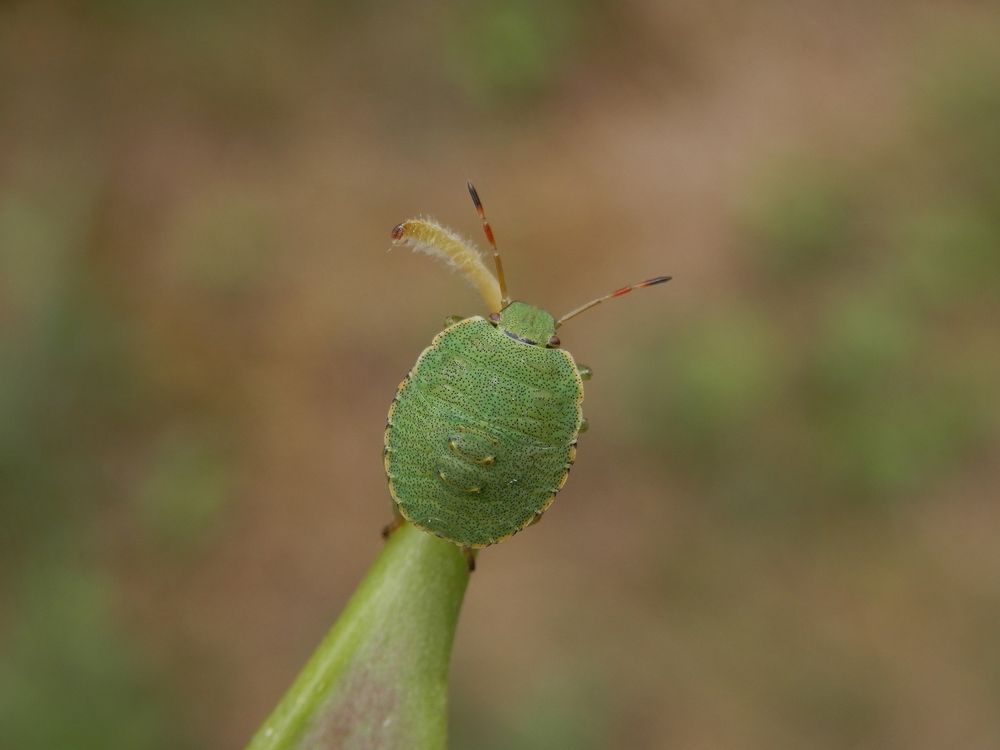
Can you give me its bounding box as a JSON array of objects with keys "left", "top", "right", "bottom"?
[{"left": 384, "top": 316, "right": 584, "bottom": 547}]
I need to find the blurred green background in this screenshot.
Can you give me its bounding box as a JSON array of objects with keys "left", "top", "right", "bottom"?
[{"left": 2, "top": 2, "right": 999, "bottom": 748}]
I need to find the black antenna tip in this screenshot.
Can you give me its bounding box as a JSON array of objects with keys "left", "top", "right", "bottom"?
[
  {"left": 643, "top": 275, "right": 672, "bottom": 286},
  {"left": 467, "top": 181, "right": 482, "bottom": 208}
]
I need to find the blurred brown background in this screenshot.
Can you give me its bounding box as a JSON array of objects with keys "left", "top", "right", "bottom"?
[{"left": 2, "top": 1, "right": 999, "bottom": 748}]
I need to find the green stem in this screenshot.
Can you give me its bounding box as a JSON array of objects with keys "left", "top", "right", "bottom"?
[{"left": 245, "top": 522, "right": 470, "bottom": 750}]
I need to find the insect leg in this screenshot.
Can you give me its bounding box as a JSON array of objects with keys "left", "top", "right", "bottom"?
[
  {"left": 381, "top": 506, "right": 406, "bottom": 540},
  {"left": 390, "top": 218, "right": 502, "bottom": 311},
  {"left": 461, "top": 546, "right": 478, "bottom": 572}
]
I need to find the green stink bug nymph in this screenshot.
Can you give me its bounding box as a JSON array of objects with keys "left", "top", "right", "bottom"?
[{"left": 384, "top": 184, "right": 670, "bottom": 553}]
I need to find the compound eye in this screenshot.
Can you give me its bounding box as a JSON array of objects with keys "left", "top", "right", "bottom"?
[
  {"left": 547, "top": 335, "right": 561, "bottom": 347},
  {"left": 488, "top": 312, "right": 501, "bottom": 324}
]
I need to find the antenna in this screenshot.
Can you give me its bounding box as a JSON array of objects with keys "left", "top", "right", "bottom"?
[
  {"left": 556, "top": 276, "right": 672, "bottom": 328},
  {"left": 467, "top": 182, "right": 510, "bottom": 307}
]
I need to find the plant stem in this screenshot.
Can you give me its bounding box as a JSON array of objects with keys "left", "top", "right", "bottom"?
[{"left": 245, "top": 521, "right": 470, "bottom": 750}]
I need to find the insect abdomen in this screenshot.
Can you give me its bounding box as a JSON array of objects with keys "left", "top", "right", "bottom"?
[{"left": 384, "top": 317, "right": 582, "bottom": 547}]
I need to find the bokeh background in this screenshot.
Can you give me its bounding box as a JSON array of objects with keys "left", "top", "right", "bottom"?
[{"left": 2, "top": 1, "right": 1000, "bottom": 748}]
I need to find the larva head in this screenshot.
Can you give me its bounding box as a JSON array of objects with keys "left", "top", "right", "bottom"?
[{"left": 491, "top": 301, "right": 559, "bottom": 347}]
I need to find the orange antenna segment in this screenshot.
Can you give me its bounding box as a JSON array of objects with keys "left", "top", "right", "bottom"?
[
  {"left": 467, "top": 182, "right": 510, "bottom": 307},
  {"left": 556, "top": 276, "right": 672, "bottom": 328}
]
